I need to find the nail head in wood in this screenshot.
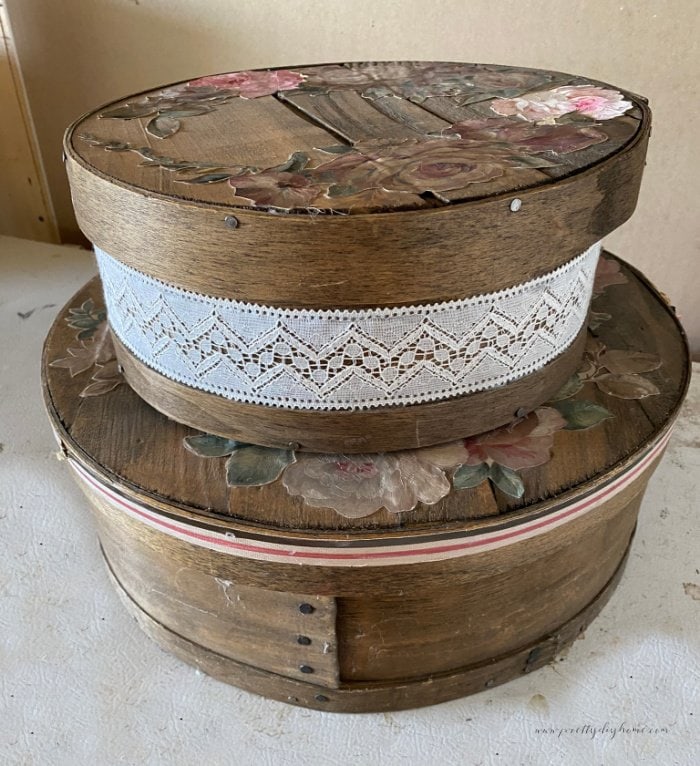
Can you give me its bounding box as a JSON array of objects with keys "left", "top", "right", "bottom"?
[
  {"left": 515, "top": 407, "right": 528, "bottom": 418},
  {"left": 315, "top": 695, "right": 329, "bottom": 703},
  {"left": 509, "top": 198, "right": 522, "bottom": 212},
  {"left": 298, "top": 603, "right": 315, "bottom": 615},
  {"left": 297, "top": 635, "right": 311, "bottom": 645},
  {"left": 299, "top": 665, "right": 314, "bottom": 674},
  {"left": 224, "top": 215, "right": 239, "bottom": 229}
]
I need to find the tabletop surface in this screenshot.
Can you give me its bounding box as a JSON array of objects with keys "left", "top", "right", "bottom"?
[
  {"left": 68, "top": 62, "right": 645, "bottom": 213},
  {"left": 1, "top": 235, "right": 698, "bottom": 766}
]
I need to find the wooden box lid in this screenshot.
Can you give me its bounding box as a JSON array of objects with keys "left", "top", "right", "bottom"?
[
  {"left": 65, "top": 62, "right": 649, "bottom": 308},
  {"left": 63, "top": 62, "right": 651, "bottom": 452}
]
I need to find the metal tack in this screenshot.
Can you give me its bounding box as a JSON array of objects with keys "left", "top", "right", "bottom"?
[{"left": 224, "top": 215, "right": 239, "bottom": 229}]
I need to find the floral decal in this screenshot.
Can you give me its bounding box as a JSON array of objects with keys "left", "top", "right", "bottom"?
[
  {"left": 187, "top": 69, "right": 305, "bottom": 99},
  {"left": 490, "top": 85, "right": 632, "bottom": 124},
  {"left": 418, "top": 407, "right": 569, "bottom": 498},
  {"left": 296, "top": 62, "right": 555, "bottom": 104},
  {"left": 553, "top": 337, "right": 662, "bottom": 401},
  {"left": 50, "top": 299, "right": 123, "bottom": 397},
  {"left": 589, "top": 254, "right": 630, "bottom": 329},
  {"left": 183, "top": 398, "right": 613, "bottom": 515},
  {"left": 442, "top": 117, "right": 608, "bottom": 155},
  {"left": 282, "top": 453, "right": 451, "bottom": 518},
  {"left": 99, "top": 85, "right": 236, "bottom": 140},
  {"left": 85, "top": 63, "right": 639, "bottom": 210},
  {"left": 183, "top": 435, "right": 295, "bottom": 486}
]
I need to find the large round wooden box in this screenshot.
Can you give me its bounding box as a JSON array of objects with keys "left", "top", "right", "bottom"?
[
  {"left": 43, "top": 254, "right": 688, "bottom": 712},
  {"left": 64, "top": 62, "right": 650, "bottom": 452}
]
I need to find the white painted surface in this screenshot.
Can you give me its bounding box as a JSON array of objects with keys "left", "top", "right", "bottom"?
[{"left": 1, "top": 235, "right": 698, "bottom": 765}]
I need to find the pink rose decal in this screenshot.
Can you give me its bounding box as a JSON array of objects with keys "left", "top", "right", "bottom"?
[
  {"left": 421, "top": 407, "right": 567, "bottom": 472},
  {"left": 563, "top": 86, "right": 633, "bottom": 119},
  {"left": 491, "top": 84, "right": 632, "bottom": 124},
  {"left": 228, "top": 169, "right": 326, "bottom": 209},
  {"left": 282, "top": 452, "right": 451, "bottom": 517},
  {"left": 188, "top": 69, "right": 305, "bottom": 99}
]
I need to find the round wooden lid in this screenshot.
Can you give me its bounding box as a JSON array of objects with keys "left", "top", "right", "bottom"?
[
  {"left": 43, "top": 253, "right": 688, "bottom": 535},
  {"left": 64, "top": 62, "right": 650, "bottom": 308}
]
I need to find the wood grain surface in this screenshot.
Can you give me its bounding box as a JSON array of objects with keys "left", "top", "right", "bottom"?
[{"left": 102, "top": 537, "right": 632, "bottom": 712}]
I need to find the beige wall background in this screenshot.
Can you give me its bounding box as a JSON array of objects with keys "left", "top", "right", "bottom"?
[{"left": 5, "top": 0, "right": 700, "bottom": 351}]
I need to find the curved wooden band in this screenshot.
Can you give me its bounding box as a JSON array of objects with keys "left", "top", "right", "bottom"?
[
  {"left": 113, "top": 324, "right": 587, "bottom": 453},
  {"left": 104, "top": 539, "right": 630, "bottom": 712},
  {"left": 65, "top": 111, "right": 650, "bottom": 309}
]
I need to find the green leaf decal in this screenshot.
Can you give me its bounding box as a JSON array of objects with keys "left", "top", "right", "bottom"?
[
  {"left": 554, "top": 399, "right": 614, "bottom": 430},
  {"left": 508, "top": 154, "right": 558, "bottom": 168},
  {"left": 453, "top": 463, "right": 490, "bottom": 490},
  {"left": 362, "top": 85, "right": 396, "bottom": 100},
  {"left": 489, "top": 464, "right": 525, "bottom": 498},
  {"left": 175, "top": 172, "right": 233, "bottom": 184},
  {"left": 272, "top": 151, "right": 310, "bottom": 173},
  {"left": 183, "top": 434, "right": 240, "bottom": 457},
  {"left": 548, "top": 374, "right": 583, "bottom": 402},
  {"left": 157, "top": 107, "right": 213, "bottom": 118},
  {"left": 146, "top": 115, "right": 181, "bottom": 139},
  {"left": 225, "top": 445, "right": 296, "bottom": 487},
  {"left": 326, "top": 184, "right": 357, "bottom": 198},
  {"left": 598, "top": 350, "right": 662, "bottom": 375},
  {"left": 595, "top": 373, "right": 660, "bottom": 399},
  {"left": 100, "top": 103, "right": 157, "bottom": 119},
  {"left": 316, "top": 144, "right": 353, "bottom": 155},
  {"left": 67, "top": 317, "right": 100, "bottom": 329}
]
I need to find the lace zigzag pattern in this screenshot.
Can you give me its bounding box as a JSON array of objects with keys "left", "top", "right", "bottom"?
[{"left": 96, "top": 244, "right": 600, "bottom": 411}]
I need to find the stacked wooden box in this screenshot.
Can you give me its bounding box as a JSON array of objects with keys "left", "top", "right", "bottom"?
[{"left": 43, "top": 62, "right": 689, "bottom": 711}]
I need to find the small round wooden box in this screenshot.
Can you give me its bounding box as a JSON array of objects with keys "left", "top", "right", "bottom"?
[
  {"left": 43, "top": 254, "right": 689, "bottom": 712},
  {"left": 64, "top": 62, "right": 650, "bottom": 453}
]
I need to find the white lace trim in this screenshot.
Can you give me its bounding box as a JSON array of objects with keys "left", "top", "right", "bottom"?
[{"left": 96, "top": 243, "right": 600, "bottom": 411}]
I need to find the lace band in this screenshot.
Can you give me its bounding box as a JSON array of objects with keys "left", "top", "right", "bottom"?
[{"left": 96, "top": 243, "right": 600, "bottom": 411}]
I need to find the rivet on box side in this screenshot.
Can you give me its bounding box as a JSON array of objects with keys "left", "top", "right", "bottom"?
[{"left": 510, "top": 198, "right": 522, "bottom": 212}]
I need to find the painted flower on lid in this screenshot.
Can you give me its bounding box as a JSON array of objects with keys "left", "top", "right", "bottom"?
[
  {"left": 229, "top": 169, "right": 326, "bottom": 209},
  {"left": 444, "top": 117, "right": 608, "bottom": 155},
  {"left": 87, "top": 63, "right": 639, "bottom": 211},
  {"left": 469, "top": 69, "right": 552, "bottom": 91},
  {"left": 298, "top": 62, "right": 554, "bottom": 103},
  {"left": 313, "top": 138, "right": 547, "bottom": 201},
  {"left": 491, "top": 85, "right": 632, "bottom": 124},
  {"left": 356, "top": 138, "right": 512, "bottom": 193},
  {"left": 421, "top": 407, "right": 567, "bottom": 472},
  {"left": 188, "top": 69, "right": 305, "bottom": 99},
  {"left": 282, "top": 452, "right": 451, "bottom": 518}
]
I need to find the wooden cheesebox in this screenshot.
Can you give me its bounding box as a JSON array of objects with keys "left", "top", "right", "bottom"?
[
  {"left": 63, "top": 62, "right": 651, "bottom": 453},
  {"left": 43, "top": 255, "right": 689, "bottom": 712}
]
